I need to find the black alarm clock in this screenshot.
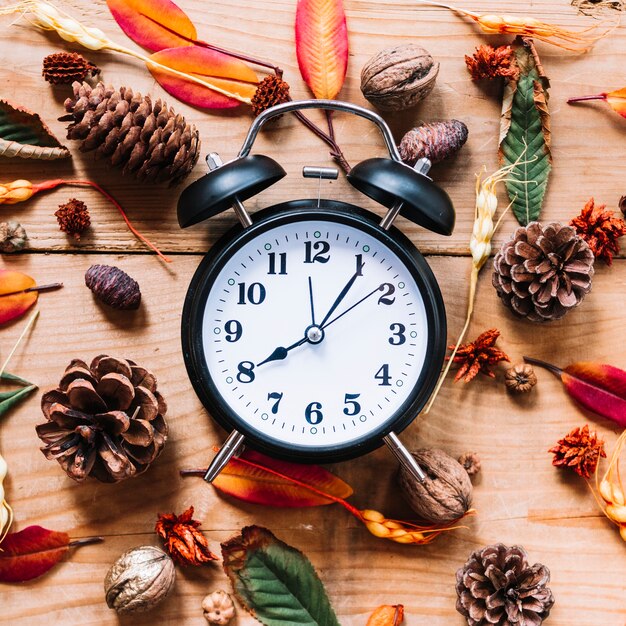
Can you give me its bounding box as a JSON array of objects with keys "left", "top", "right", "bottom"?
[{"left": 177, "top": 100, "right": 454, "bottom": 484}]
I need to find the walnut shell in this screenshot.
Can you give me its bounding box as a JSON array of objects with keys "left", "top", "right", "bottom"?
[
  {"left": 360, "top": 44, "right": 439, "bottom": 111},
  {"left": 104, "top": 545, "right": 175, "bottom": 614},
  {"left": 398, "top": 448, "right": 472, "bottom": 523}
]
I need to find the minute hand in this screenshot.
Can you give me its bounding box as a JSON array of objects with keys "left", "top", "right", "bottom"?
[
  {"left": 319, "top": 257, "right": 364, "bottom": 326},
  {"left": 321, "top": 284, "right": 384, "bottom": 330}
]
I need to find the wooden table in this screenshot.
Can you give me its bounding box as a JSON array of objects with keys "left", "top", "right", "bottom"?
[{"left": 1, "top": 1, "right": 625, "bottom": 624}]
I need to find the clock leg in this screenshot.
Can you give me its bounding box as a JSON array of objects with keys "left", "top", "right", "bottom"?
[
  {"left": 383, "top": 431, "right": 426, "bottom": 483},
  {"left": 203, "top": 429, "right": 246, "bottom": 482}
]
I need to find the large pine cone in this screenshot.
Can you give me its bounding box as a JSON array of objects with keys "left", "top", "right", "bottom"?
[
  {"left": 456, "top": 544, "right": 555, "bottom": 626},
  {"left": 63, "top": 82, "right": 200, "bottom": 185},
  {"left": 36, "top": 356, "right": 168, "bottom": 483},
  {"left": 492, "top": 222, "right": 594, "bottom": 322}
]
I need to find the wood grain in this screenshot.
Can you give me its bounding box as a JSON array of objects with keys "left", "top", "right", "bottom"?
[{"left": 1, "top": 0, "right": 626, "bottom": 624}]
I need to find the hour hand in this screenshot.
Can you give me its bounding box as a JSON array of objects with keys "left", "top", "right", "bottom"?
[{"left": 257, "top": 337, "right": 307, "bottom": 367}]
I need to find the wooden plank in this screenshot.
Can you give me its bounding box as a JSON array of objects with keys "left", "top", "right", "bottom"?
[
  {"left": 0, "top": 0, "right": 624, "bottom": 255},
  {"left": 0, "top": 253, "right": 625, "bottom": 624}
]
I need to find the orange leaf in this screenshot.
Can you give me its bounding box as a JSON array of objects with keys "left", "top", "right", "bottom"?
[
  {"left": 0, "top": 270, "right": 37, "bottom": 325},
  {"left": 366, "top": 605, "right": 405, "bottom": 626},
  {"left": 295, "top": 0, "right": 349, "bottom": 99},
  {"left": 149, "top": 46, "right": 258, "bottom": 109},
  {"left": 107, "top": 0, "right": 197, "bottom": 51},
  {"left": 213, "top": 449, "right": 353, "bottom": 507}
]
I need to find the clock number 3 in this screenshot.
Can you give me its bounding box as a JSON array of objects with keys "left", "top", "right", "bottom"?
[
  {"left": 305, "top": 401, "right": 323, "bottom": 424},
  {"left": 388, "top": 323, "right": 406, "bottom": 345}
]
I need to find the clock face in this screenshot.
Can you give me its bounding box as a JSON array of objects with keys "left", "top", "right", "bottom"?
[{"left": 183, "top": 204, "right": 446, "bottom": 461}]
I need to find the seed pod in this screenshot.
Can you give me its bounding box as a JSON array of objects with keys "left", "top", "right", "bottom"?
[
  {"left": 361, "top": 44, "right": 439, "bottom": 111},
  {"left": 0, "top": 221, "right": 27, "bottom": 253},
  {"left": 85, "top": 264, "right": 141, "bottom": 310},
  {"left": 398, "top": 448, "right": 473, "bottom": 524},
  {"left": 399, "top": 120, "right": 469, "bottom": 165},
  {"left": 104, "top": 545, "right": 175, "bottom": 614},
  {"left": 202, "top": 590, "right": 236, "bottom": 625}
]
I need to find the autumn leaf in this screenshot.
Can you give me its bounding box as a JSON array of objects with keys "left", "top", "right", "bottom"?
[
  {"left": 149, "top": 47, "right": 258, "bottom": 109},
  {"left": 568, "top": 87, "right": 626, "bottom": 119},
  {"left": 107, "top": 0, "right": 196, "bottom": 51},
  {"left": 0, "top": 101, "right": 69, "bottom": 160},
  {"left": 525, "top": 357, "right": 626, "bottom": 427},
  {"left": 0, "top": 270, "right": 37, "bottom": 325},
  {"left": 222, "top": 526, "right": 341, "bottom": 626},
  {"left": 295, "top": 0, "right": 349, "bottom": 99},
  {"left": 0, "top": 526, "right": 102, "bottom": 582},
  {"left": 367, "top": 605, "right": 405, "bottom": 626}
]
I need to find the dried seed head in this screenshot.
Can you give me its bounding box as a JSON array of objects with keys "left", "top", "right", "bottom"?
[
  {"left": 458, "top": 452, "right": 481, "bottom": 477},
  {"left": 505, "top": 363, "right": 537, "bottom": 393},
  {"left": 55, "top": 198, "right": 90, "bottom": 239},
  {"left": 0, "top": 221, "right": 27, "bottom": 253},
  {"left": 399, "top": 120, "right": 468, "bottom": 166},
  {"left": 85, "top": 264, "right": 141, "bottom": 310},
  {"left": 0, "top": 180, "right": 35, "bottom": 205},
  {"left": 251, "top": 75, "right": 291, "bottom": 117},
  {"left": 42, "top": 51, "right": 100, "bottom": 84}
]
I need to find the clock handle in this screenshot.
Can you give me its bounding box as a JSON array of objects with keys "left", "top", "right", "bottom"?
[
  {"left": 203, "top": 430, "right": 246, "bottom": 482},
  {"left": 383, "top": 431, "right": 426, "bottom": 483}
]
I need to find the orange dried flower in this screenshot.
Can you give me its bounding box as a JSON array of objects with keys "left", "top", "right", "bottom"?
[
  {"left": 251, "top": 75, "right": 291, "bottom": 117},
  {"left": 448, "top": 328, "right": 510, "bottom": 383},
  {"left": 465, "top": 45, "right": 519, "bottom": 81},
  {"left": 570, "top": 198, "right": 626, "bottom": 265},
  {"left": 54, "top": 198, "right": 90, "bottom": 240},
  {"left": 549, "top": 424, "right": 606, "bottom": 479},
  {"left": 155, "top": 506, "right": 218, "bottom": 566}
]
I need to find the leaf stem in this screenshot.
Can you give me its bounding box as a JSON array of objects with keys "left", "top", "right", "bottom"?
[
  {"left": 523, "top": 356, "right": 563, "bottom": 377},
  {"left": 0, "top": 283, "right": 63, "bottom": 298},
  {"left": 567, "top": 94, "right": 607, "bottom": 103},
  {"left": 68, "top": 536, "right": 104, "bottom": 548}
]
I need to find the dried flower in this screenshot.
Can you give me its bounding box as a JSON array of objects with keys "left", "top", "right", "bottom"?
[
  {"left": 505, "top": 362, "right": 537, "bottom": 393},
  {"left": 570, "top": 198, "right": 626, "bottom": 265},
  {"left": 458, "top": 452, "right": 481, "bottom": 477},
  {"left": 202, "top": 590, "right": 235, "bottom": 625},
  {"left": 251, "top": 75, "right": 291, "bottom": 117},
  {"left": 85, "top": 265, "right": 141, "bottom": 310},
  {"left": 399, "top": 120, "right": 468, "bottom": 166},
  {"left": 549, "top": 424, "right": 606, "bottom": 479},
  {"left": 597, "top": 430, "right": 626, "bottom": 541},
  {"left": 42, "top": 51, "right": 99, "bottom": 84},
  {"left": 155, "top": 506, "right": 218, "bottom": 566},
  {"left": 465, "top": 44, "right": 518, "bottom": 81},
  {"left": 0, "top": 222, "right": 27, "bottom": 253},
  {"left": 54, "top": 198, "right": 90, "bottom": 239},
  {"left": 449, "top": 329, "right": 509, "bottom": 383}
]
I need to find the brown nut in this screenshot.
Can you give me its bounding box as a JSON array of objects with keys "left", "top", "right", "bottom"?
[
  {"left": 360, "top": 43, "right": 439, "bottom": 111},
  {"left": 505, "top": 363, "right": 537, "bottom": 393}
]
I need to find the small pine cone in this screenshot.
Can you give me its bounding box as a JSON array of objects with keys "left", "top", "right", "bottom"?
[
  {"left": 0, "top": 221, "right": 27, "bottom": 253},
  {"left": 55, "top": 198, "right": 90, "bottom": 240},
  {"left": 43, "top": 52, "right": 100, "bottom": 84},
  {"left": 399, "top": 120, "right": 468, "bottom": 166},
  {"left": 63, "top": 82, "right": 200, "bottom": 185},
  {"left": 251, "top": 75, "right": 291, "bottom": 117},
  {"left": 456, "top": 544, "right": 555, "bottom": 625},
  {"left": 493, "top": 222, "right": 595, "bottom": 322},
  {"left": 85, "top": 264, "right": 141, "bottom": 310},
  {"left": 36, "top": 355, "right": 168, "bottom": 483}
]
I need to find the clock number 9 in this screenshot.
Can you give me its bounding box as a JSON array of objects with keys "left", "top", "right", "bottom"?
[
  {"left": 378, "top": 283, "right": 396, "bottom": 305},
  {"left": 305, "top": 401, "right": 323, "bottom": 424},
  {"left": 236, "top": 361, "right": 255, "bottom": 383},
  {"left": 388, "top": 323, "right": 406, "bottom": 345},
  {"left": 224, "top": 320, "right": 242, "bottom": 343}
]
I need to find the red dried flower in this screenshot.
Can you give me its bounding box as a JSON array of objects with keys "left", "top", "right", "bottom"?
[
  {"left": 449, "top": 329, "right": 510, "bottom": 383},
  {"left": 465, "top": 45, "right": 519, "bottom": 81},
  {"left": 251, "top": 75, "right": 291, "bottom": 117},
  {"left": 549, "top": 424, "right": 606, "bottom": 479},
  {"left": 571, "top": 198, "right": 626, "bottom": 265},
  {"left": 54, "top": 198, "right": 90, "bottom": 240},
  {"left": 155, "top": 506, "right": 218, "bottom": 566}
]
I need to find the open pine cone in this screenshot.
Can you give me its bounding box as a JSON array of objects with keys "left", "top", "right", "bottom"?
[
  {"left": 456, "top": 544, "right": 555, "bottom": 626},
  {"left": 36, "top": 356, "right": 168, "bottom": 483},
  {"left": 492, "top": 222, "right": 594, "bottom": 322}
]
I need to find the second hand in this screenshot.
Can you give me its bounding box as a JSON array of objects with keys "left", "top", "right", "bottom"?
[{"left": 322, "top": 284, "right": 384, "bottom": 330}]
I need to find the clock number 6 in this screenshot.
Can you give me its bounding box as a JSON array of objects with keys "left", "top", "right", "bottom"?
[
  {"left": 388, "top": 323, "right": 406, "bottom": 345},
  {"left": 305, "top": 401, "right": 323, "bottom": 424},
  {"left": 236, "top": 361, "right": 255, "bottom": 383},
  {"left": 343, "top": 393, "right": 361, "bottom": 416}
]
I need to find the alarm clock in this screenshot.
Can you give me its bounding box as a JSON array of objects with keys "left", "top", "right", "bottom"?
[{"left": 177, "top": 100, "right": 454, "bottom": 484}]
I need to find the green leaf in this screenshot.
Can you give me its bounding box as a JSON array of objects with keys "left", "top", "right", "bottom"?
[
  {"left": 221, "top": 526, "right": 341, "bottom": 626},
  {"left": 0, "top": 100, "right": 70, "bottom": 160},
  {"left": 499, "top": 38, "right": 552, "bottom": 226},
  {"left": 0, "top": 372, "right": 36, "bottom": 419}
]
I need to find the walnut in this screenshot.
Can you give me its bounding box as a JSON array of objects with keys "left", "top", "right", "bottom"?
[
  {"left": 360, "top": 44, "right": 439, "bottom": 111},
  {"left": 202, "top": 590, "right": 235, "bottom": 625},
  {"left": 397, "top": 448, "right": 472, "bottom": 523}
]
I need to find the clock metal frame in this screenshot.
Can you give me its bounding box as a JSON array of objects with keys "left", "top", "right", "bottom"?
[{"left": 181, "top": 199, "right": 447, "bottom": 463}]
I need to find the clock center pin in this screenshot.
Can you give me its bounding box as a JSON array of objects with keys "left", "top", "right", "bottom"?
[{"left": 305, "top": 324, "right": 325, "bottom": 344}]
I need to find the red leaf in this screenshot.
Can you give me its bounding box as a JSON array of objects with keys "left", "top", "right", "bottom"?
[
  {"left": 106, "top": 0, "right": 197, "bottom": 51},
  {"left": 525, "top": 357, "right": 626, "bottom": 427},
  {"left": 148, "top": 47, "right": 258, "bottom": 109},
  {"left": 0, "top": 526, "right": 101, "bottom": 582},
  {"left": 212, "top": 450, "right": 353, "bottom": 507},
  {"left": 295, "top": 0, "right": 349, "bottom": 100},
  {"left": 0, "top": 270, "right": 37, "bottom": 325}
]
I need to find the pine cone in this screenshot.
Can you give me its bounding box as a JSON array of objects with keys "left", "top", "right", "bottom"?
[
  {"left": 399, "top": 120, "right": 468, "bottom": 166},
  {"left": 43, "top": 52, "right": 100, "bottom": 84},
  {"left": 63, "top": 82, "right": 200, "bottom": 185},
  {"left": 251, "top": 75, "right": 291, "bottom": 117},
  {"left": 456, "top": 544, "right": 555, "bottom": 626},
  {"left": 36, "top": 355, "right": 168, "bottom": 483},
  {"left": 492, "top": 222, "right": 594, "bottom": 322}
]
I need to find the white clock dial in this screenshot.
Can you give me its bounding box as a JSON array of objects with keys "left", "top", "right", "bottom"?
[{"left": 200, "top": 218, "right": 429, "bottom": 448}]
